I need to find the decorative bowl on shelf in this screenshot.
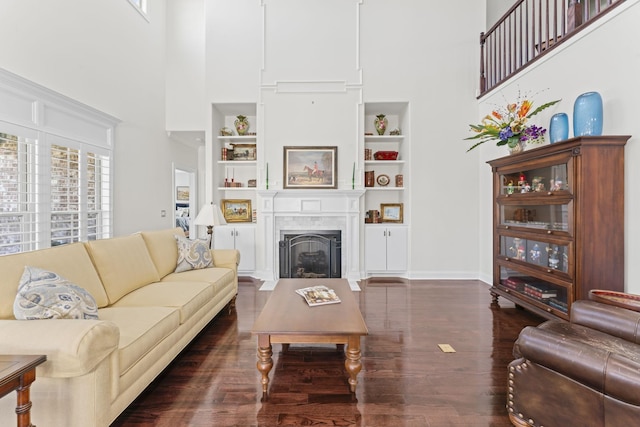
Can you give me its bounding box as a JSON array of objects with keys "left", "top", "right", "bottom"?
[{"left": 373, "top": 151, "right": 399, "bottom": 160}]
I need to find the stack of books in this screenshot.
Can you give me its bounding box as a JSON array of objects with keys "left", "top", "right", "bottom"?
[
  {"left": 501, "top": 276, "right": 527, "bottom": 291},
  {"left": 523, "top": 282, "right": 558, "bottom": 300}
]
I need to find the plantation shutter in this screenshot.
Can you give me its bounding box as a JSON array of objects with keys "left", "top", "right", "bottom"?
[
  {"left": 0, "top": 123, "right": 44, "bottom": 254},
  {"left": 0, "top": 123, "right": 112, "bottom": 255}
]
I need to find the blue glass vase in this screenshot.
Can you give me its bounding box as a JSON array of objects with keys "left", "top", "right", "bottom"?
[
  {"left": 573, "top": 92, "right": 603, "bottom": 137},
  {"left": 549, "top": 113, "right": 569, "bottom": 143}
]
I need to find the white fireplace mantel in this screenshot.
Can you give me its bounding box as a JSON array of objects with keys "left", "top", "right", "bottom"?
[{"left": 256, "top": 189, "right": 365, "bottom": 289}]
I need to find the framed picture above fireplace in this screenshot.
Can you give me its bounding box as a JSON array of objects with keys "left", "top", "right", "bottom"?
[
  {"left": 221, "top": 199, "right": 252, "bottom": 223},
  {"left": 283, "top": 146, "right": 337, "bottom": 189},
  {"left": 380, "top": 203, "right": 403, "bottom": 223}
]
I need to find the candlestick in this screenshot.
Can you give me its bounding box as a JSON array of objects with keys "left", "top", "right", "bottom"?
[{"left": 352, "top": 162, "right": 355, "bottom": 189}]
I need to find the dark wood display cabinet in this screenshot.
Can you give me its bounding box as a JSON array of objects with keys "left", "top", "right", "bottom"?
[{"left": 488, "top": 135, "right": 630, "bottom": 320}]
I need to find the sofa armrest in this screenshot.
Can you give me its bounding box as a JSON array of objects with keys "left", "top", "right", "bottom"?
[
  {"left": 571, "top": 300, "right": 640, "bottom": 344},
  {"left": 212, "top": 249, "right": 240, "bottom": 271},
  {"left": 0, "top": 319, "right": 119, "bottom": 378},
  {"left": 514, "top": 321, "right": 640, "bottom": 406}
]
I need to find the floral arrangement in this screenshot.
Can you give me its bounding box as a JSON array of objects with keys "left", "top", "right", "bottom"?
[{"left": 465, "top": 95, "right": 560, "bottom": 152}]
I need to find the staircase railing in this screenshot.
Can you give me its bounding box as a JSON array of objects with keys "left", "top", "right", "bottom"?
[{"left": 480, "top": 0, "right": 625, "bottom": 97}]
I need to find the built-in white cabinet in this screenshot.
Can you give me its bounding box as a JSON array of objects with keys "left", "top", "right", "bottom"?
[
  {"left": 364, "top": 225, "right": 408, "bottom": 273},
  {"left": 363, "top": 102, "right": 409, "bottom": 276},
  {"left": 214, "top": 224, "right": 256, "bottom": 273}
]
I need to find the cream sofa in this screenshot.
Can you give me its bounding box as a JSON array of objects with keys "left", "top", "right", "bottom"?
[{"left": 0, "top": 227, "right": 239, "bottom": 427}]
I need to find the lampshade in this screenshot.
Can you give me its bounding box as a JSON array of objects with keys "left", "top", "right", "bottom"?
[{"left": 193, "top": 203, "right": 226, "bottom": 226}]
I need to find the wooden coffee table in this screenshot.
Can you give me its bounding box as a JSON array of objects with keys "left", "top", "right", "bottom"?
[
  {"left": 251, "top": 278, "right": 368, "bottom": 395},
  {"left": 0, "top": 354, "right": 47, "bottom": 427}
]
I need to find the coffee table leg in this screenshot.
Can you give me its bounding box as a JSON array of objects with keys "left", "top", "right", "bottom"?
[
  {"left": 256, "top": 334, "right": 273, "bottom": 395},
  {"left": 345, "top": 335, "right": 362, "bottom": 393}
]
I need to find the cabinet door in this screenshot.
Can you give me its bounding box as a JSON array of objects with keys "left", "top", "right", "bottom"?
[
  {"left": 365, "top": 226, "right": 389, "bottom": 271},
  {"left": 235, "top": 226, "right": 256, "bottom": 272},
  {"left": 214, "top": 225, "right": 255, "bottom": 272},
  {"left": 213, "top": 225, "right": 235, "bottom": 251},
  {"left": 386, "top": 226, "right": 408, "bottom": 271}
]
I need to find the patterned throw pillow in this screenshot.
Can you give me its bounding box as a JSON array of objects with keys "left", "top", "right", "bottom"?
[
  {"left": 14, "top": 266, "right": 99, "bottom": 320},
  {"left": 174, "top": 235, "right": 213, "bottom": 273}
]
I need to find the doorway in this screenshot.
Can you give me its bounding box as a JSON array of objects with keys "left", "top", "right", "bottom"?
[{"left": 173, "top": 166, "right": 197, "bottom": 238}]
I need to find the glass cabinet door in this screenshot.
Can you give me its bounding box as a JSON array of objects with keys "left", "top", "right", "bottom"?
[
  {"left": 500, "top": 164, "right": 570, "bottom": 195},
  {"left": 499, "top": 266, "right": 570, "bottom": 314},
  {"left": 500, "top": 201, "right": 572, "bottom": 232},
  {"left": 500, "top": 237, "right": 570, "bottom": 273}
]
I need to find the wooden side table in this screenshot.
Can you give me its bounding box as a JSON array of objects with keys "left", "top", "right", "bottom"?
[{"left": 0, "top": 355, "right": 47, "bottom": 427}]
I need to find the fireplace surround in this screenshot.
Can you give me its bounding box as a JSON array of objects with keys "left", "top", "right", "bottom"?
[{"left": 256, "top": 189, "right": 364, "bottom": 288}]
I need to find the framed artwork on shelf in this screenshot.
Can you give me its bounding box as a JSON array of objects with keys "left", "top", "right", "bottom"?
[
  {"left": 176, "top": 186, "right": 189, "bottom": 201},
  {"left": 221, "top": 199, "right": 252, "bottom": 223},
  {"left": 283, "top": 146, "right": 337, "bottom": 189},
  {"left": 380, "top": 203, "right": 403, "bottom": 223},
  {"left": 231, "top": 144, "right": 256, "bottom": 161}
]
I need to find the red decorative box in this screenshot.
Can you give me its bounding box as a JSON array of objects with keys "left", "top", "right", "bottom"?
[{"left": 374, "top": 151, "right": 399, "bottom": 160}]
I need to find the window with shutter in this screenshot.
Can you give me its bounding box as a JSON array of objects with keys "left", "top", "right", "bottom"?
[{"left": 0, "top": 69, "right": 117, "bottom": 256}]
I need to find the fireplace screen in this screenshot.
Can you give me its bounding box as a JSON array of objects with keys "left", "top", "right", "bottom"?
[{"left": 279, "top": 231, "right": 341, "bottom": 279}]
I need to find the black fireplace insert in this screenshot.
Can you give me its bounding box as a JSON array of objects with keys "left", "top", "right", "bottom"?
[{"left": 279, "top": 230, "right": 341, "bottom": 278}]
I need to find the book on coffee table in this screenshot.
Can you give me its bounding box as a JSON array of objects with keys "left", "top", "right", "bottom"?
[{"left": 296, "top": 285, "right": 341, "bottom": 306}]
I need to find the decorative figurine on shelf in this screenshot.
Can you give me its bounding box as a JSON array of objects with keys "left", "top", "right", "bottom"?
[
  {"left": 521, "top": 181, "right": 531, "bottom": 193},
  {"left": 374, "top": 114, "right": 388, "bottom": 135},
  {"left": 518, "top": 172, "right": 526, "bottom": 186},
  {"left": 390, "top": 128, "right": 401, "bottom": 135},
  {"left": 529, "top": 243, "right": 542, "bottom": 265},
  {"left": 220, "top": 127, "right": 233, "bottom": 136},
  {"left": 550, "top": 179, "right": 563, "bottom": 192},
  {"left": 234, "top": 115, "right": 249, "bottom": 136},
  {"left": 510, "top": 238, "right": 526, "bottom": 260},
  {"left": 548, "top": 245, "right": 560, "bottom": 269},
  {"left": 532, "top": 176, "right": 545, "bottom": 192},
  {"left": 507, "top": 180, "right": 515, "bottom": 195}
]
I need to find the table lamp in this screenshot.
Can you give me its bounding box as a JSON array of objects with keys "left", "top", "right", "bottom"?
[{"left": 193, "top": 203, "right": 226, "bottom": 248}]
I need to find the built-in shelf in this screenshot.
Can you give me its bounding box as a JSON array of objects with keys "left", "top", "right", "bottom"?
[
  {"left": 217, "top": 160, "right": 257, "bottom": 165},
  {"left": 364, "top": 135, "right": 405, "bottom": 142},
  {"left": 364, "top": 160, "right": 405, "bottom": 165},
  {"left": 217, "top": 135, "right": 257, "bottom": 142}
]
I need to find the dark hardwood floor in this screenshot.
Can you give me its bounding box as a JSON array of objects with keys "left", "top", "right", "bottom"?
[{"left": 111, "top": 278, "right": 543, "bottom": 427}]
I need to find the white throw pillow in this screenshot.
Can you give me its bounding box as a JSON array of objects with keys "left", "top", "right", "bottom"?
[
  {"left": 14, "top": 266, "right": 99, "bottom": 320},
  {"left": 174, "top": 235, "right": 213, "bottom": 273}
]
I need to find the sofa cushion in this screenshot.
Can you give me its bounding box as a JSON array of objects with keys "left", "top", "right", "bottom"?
[
  {"left": 111, "top": 281, "right": 214, "bottom": 324},
  {"left": 85, "top": 234, "right": 160, "bottom": 304},
  {"left": 0, "top": 242, "right": 109, "bottom": 319},
  {"left": 174, "top": 235, "right": 213, "bottom": 273},
  {"left": 14, "top": 267, "right": 99, "bottom": 320},
  {"left": 98, "top": 306, "right": 180, "bottom": 376},
  {"left": 140, "top": 227, "right": 185, "bottom": 278}
]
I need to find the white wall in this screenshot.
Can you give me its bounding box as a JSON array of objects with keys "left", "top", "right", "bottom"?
[
  {"left": 360, "top": 1, "right": 485, "bottom": 278},
  {"left": 201, "top": 0, "right": 486, "bottom": 279},
  {"left": 486, "top": 0, "right": 515, "bottom": 26},
  {"left": 475, "top": 0, "right": 640, "bottom": 292},
  {"left": 0, "top": 0, "right": 200, "bottom": 236},
  {"left": 166, "top": 0, "right": 206, "bottom": 131}
]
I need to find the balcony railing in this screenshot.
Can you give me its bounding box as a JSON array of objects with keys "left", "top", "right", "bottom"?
[{"left": 480, "top": 0, "right": 626, "bottom": 96}]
